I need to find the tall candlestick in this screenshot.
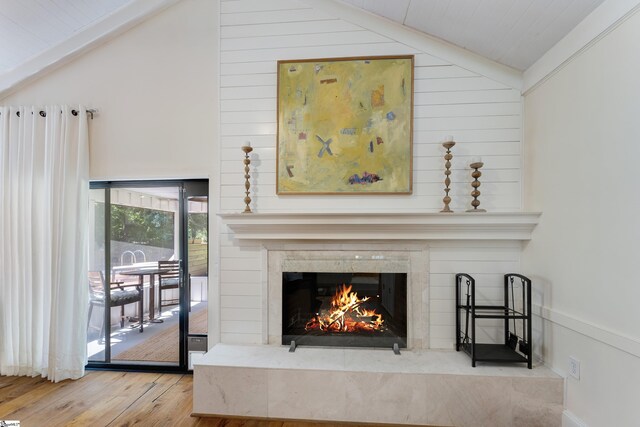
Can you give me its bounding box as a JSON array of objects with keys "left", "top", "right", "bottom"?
[
  {"left": 441, "top": 139, "right": 456, "bottom": 212},
  {"left": 466, "top": 161, "right": 486, "bottom": 212},
  {"left": 241, "top": 143, "right": 253, "bottom": 213}
]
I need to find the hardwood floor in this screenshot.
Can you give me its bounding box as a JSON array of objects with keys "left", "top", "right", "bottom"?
[{"left": 0, "top": 371, "right": 405, "bottom": 427}]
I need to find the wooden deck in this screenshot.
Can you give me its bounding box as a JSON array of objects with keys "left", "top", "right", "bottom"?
[{"left": 0, "top": 371, "right": 426, "bottom": 427}]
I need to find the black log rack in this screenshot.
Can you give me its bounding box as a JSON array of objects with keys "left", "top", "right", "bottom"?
[{"left": 456, "top": 273, "right": 532, "bottom": 369}]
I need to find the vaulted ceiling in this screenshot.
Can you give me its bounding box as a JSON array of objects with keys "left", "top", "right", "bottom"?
[
  {"left": 0, "top": 0, "right": 609, "bottom": 88},
  {"left": 0, "top": 0, "right": 131, "bottom": 74},
  {"left": 341, "top": 0, "right": 605, "bottom": 70}
]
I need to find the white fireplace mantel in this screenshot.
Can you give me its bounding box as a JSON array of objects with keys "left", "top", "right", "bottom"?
[{"left": 218, "top": 212, "right": 541, "bottom": 241}]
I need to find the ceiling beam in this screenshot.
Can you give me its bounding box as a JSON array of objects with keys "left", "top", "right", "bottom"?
[{"left": 0, "top": 0, "right": 181, "bottom": 100}]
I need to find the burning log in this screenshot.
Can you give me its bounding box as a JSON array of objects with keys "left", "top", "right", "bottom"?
[
  {"left": 324, "top": 299, "right": 366, "bottom": 331},
  {"left": 305, "top": 284, "right": 385, "bottom": 333}
]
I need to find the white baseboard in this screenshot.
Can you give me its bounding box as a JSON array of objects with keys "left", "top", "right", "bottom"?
[{"left": 563, "top": 410, "right": 587, "bottom": 427}]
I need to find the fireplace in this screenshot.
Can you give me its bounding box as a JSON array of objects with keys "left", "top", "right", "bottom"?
[
  {"left": 267, "top": 247, "right": 428, "bottom": 349},
  {"left": 282, "top": 272, "right": 408, "bottom": 349}
]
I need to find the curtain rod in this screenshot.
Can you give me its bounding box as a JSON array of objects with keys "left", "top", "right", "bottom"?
[
  {"left": 73, "top": 109, "right": 97, "bottom": 119},
  {"left": 1, "top": 108, "right": 97, "bottom": 119}
]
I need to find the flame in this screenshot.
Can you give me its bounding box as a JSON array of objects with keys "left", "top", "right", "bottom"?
[{"left": 305, "top": 284, "right": 385, "bottom": 333}]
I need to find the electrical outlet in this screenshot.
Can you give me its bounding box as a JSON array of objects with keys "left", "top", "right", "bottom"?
[{"left": 568, "top": 356, "right": 580, "bottom": 380}]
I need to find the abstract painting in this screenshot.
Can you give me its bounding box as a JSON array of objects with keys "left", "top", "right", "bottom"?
[{"left": 276, "top": 55, "right": 414, "bottom": 194}]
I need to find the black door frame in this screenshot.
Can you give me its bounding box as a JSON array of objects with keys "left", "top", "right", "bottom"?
[{"left": 87, "top": 179, "right": 208, "bottom": 373}]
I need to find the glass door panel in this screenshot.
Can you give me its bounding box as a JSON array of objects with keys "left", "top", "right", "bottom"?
[
  {"left": 188, "top": 195, "right": 208, "bottom": 335},
  {"left": 109, "top": 186, "right": 181, "bottom": 365},
  {"left": 87, "top": 189, "right": 106, "bottom": 362}
]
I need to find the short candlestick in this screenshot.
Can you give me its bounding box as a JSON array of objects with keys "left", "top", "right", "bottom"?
[{"left": 466, "top": 161, "right": 486, "bottom": 212}]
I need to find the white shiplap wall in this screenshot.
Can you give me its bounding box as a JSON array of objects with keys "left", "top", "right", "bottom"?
[{"left": 217, "top": 0, "right": 523, "bottom": 347}]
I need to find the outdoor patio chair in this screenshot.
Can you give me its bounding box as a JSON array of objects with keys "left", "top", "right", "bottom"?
[
  {"left": 158, "top": 260, "right": 181, "bottom": 313},
  {"left": 88, "top": 271, "right": 144, "bottom": 339}
]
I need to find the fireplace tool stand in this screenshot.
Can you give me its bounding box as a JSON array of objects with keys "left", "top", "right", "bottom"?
[{"left": 455, "top": 273, "right": 532, "bottom": 368}]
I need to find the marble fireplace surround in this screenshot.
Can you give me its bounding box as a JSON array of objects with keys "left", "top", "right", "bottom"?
[
  {"left": 267, "top": 244, "right": 428, "bottom": 349},
  {"left": 192, "top": 212, "right": 561, "bottom": 426}
]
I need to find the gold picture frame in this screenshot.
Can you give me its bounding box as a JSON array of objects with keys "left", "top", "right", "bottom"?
[{"left": 276, "top": 55, "right": 414, "bottom": 194}]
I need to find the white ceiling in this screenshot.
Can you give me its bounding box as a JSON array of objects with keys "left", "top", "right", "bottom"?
[
  {"left": 0, "top": 0, "right": 131, "bottom": 74},
  {"left": 341, "top": 0, "right": 605, "bottom": 70},
  {"left": 0, "top": 0, "right": 607, "bottom": 83}
]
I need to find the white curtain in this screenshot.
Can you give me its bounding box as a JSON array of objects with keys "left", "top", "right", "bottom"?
[{"left": 0, "top": 105, "right": 89, "bottom": 382}]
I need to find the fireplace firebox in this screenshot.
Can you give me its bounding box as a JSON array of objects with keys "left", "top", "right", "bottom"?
[{"left": 282, "top": 272, "right": 407, "bottom": 349}]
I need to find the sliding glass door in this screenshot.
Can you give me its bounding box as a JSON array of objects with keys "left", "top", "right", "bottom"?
[
  {"left": 87, "top": 180, "right": 208, "bottom": 371},
  {"left": 185, "top": 181, "right": 209, "bottom": 369}
]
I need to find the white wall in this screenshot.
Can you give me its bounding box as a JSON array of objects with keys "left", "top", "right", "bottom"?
[
  {"left": 218, "top": 0, "right": 525, "bottom": 346},
  {"left": 1, "top": 0, "right": 218, "bottom": 182},
  {"left": 0, "top": 0, "right": 220, "bottom": 338},
  {"left": 523, "top": 9, "right": 640, "bottom": 427}
]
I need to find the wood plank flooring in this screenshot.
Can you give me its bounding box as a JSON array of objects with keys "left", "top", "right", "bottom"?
[{"left": 0, "top": 371, "right": 409, "bottom": 427}]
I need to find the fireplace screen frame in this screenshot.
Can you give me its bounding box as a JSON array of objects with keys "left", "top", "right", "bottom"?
[
  {"left": 282, "top": 272, "right": 408, "bottom": 349},
  {"left": 266, "top": 247, "right": 429, "bottom": 350}
]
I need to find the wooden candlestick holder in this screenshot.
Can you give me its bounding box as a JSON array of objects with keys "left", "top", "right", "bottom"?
[
  {"left": 441, "top": 141, "right": 456, "bottom": 212},
  {"left": 241, "top": 144, "right": 253, "bottom": 213},
  {"left": 466, "top": 161, "right": 486, "bottom": 212}
]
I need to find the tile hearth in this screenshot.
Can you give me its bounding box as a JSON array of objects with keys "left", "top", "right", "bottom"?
[{"left": 193, "top": 344, "right": 562, "bottom": 427}]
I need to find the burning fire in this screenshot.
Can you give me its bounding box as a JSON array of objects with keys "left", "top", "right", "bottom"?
[{"left": 305, "top": 284, "right": 385, "bottom": 333}]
